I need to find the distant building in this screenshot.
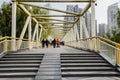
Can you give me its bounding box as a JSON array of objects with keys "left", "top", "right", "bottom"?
[
  {"left": 99, "top": 24, "right": 106, "bottom": 36},
  {"left": 65, "top": 5, "right": 92, "bottom": 38},
  {"left": 107, "top": 2, "right": 120, "bottom": 31}
]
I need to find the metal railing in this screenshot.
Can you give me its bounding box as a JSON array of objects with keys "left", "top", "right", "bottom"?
[
  {"left": 65, "top": 36, "right": 120, "bottom": 66},
  {"left": 0, "top": 36, "right": 39, "bottom": 54}
]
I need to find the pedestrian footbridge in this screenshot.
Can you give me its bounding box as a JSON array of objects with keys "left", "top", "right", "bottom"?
[{"left": 0, "top": 0, "right": 120, "bottom": 80}]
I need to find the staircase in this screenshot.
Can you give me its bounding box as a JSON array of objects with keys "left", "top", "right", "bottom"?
[
  {"left": 61, "top": 52, "right": 120, "bottom": 79},
  {"left": 0, "top": 48, "right": 120, "bottom": 80},
  {"left": 0, "top": 52, "right": 44, "bottom": 79}
]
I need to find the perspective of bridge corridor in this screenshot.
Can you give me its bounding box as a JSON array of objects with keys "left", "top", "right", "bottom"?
[
  {"left": 0, "top": 46, "right": 120, "bottom": 80},
  {"left": 0, "top": 0, "right": 120, "bottom": 80}
]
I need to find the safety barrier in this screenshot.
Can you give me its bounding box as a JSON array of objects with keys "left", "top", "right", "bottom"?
[
  {"left": 65, "top": 36, "right": 120, "bottom": 66},
  {"left": 0, "top": 36, "right": 40, "bottom": 54}
]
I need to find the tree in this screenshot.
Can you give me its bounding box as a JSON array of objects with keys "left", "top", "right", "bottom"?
[
  {"left": 105, "top": 9, "right": 120, "bottom": 43},
  {"left": 0, "top": 2, "right": 52, "bottom": 40}
]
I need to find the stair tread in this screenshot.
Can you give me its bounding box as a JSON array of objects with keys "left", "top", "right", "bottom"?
[
  {"left": 0, "top": 64, "right": 39, "bottom": 66},
  {"left": 0, "top": 72, "right": 36, "bottom": 76},
  {"left": 1, "top": 58, "right": 43, "bottom": 59},
  {"left": 61, "top": 59, "right": 104, "bottom": 61},
  {"left": 0, "top": 60, "right": 41, "bottom": 62},
  {"left": 0, "top": 68, "right": 38, "bottom": 70},
  {"left": 62, "top": 71, "right": 119, "bottom": 75},
  {"left": 7, "top": 53, "right": 44, "bottom": 55},
  {"left": 61, "top": 67, "right": 114, "bottom": 69},
  {"left": 61, "top": 63, "right": 109, "bottom": 65}
]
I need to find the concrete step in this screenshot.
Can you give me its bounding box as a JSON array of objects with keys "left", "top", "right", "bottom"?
[
  {"left": 61, "top": 57, "right": 103, "bottom": 60},
  {"left": 0, "top": 60, "right": 41, "bottom": 64},
  {"left": 4, "top": 55, "right": 43, "bottom": 58},
  {"left": 62, "top": 72, "right": 120, "bottom": 77},
  {"left": 0, "top": 58, "right": 43, "bottom": 61},
  {"left": 0, "top": 64, "right": 40, "bottom": 68},
  {"left": 7, "top": 53, "right": 44, "bottom": 55},
  {"left": 61, "top": 55, "right": 100, "bottom": 57},
  {"left": 61, "top": 67, "right": 115, "bottom": 71},
  {"left": 0, "top": 68, "right": 38, "bottom": 72},
  {"left": 0, "top": 72, "right": 36, "bottom": 78},
  {"left": 61, "top": 53, "right": 96, "bottom": 55},
  {"left": 61, "top": 63, "right": 110, "bottom": 67},
  {"left": 61, "top": 60, "right": 106, "bottom": 63}
]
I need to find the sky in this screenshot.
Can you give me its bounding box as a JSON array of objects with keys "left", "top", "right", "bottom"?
[{"left": 0, "top": 0, "right": 120, "bottom": 25}]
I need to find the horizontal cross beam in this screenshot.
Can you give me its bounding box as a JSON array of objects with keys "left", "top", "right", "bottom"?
[
  {"left": 39, "top": 22, "right": 74, "bottom": 24},
  {"left": 36, "top": 17, "right": 74, "bottom": 23},
  {"left": 18, "top": 2, "right": 80, "bottom": 16},
  {"left": 32, "top": 14, "right": 78, "bottom": 17},
  {"left": 13, "top": 0, "right": 95, "bottom": 2}
]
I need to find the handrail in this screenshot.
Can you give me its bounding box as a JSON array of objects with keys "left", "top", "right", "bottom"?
[
  {"left": 97, "top": 36, "right": 120, "bottom": 47},
  {"left": 0, "top": 36, "right": 37, "bottom": 42},
  {"left": 66, "top": 36, "right": 120, "bottom": 48}
]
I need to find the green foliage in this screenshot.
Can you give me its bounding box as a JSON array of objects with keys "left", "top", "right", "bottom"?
[
  {"left": 0, "top": 2, "right": 12, "bottom": 36},
  {"left": 0, "top": 2, "right": 51, "bottom": 40},
  {"left": 105, "top": 9, "right": 120, "bottom": 43}
]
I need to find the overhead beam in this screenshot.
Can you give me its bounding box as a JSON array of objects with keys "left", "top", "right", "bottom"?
[
  {"left": 19, "top": 2, "right": 80, "bottom": 15},
  {"left": 73, "top": 1, "right": 91, "bottom": 24},
  {"left": 81, "top": 2, "right": 91, "bottom": 16},
  {"left": 36, "top": 17, "right": 74, "bottom": 23},
  {"left": 32, "top": 14, "right": 78, "bottom": 17},
  {"left": 13, "top": 0, "right": 95, "bottom": 2},
  {"left": 53, "top": 25, "right": 72, "bottom": 27},
  {"left": 47, "top": 26, "right": 72, "bottom": 28},
  {"left": 39, "top": 22, "right": 74, "bottom": 24}
]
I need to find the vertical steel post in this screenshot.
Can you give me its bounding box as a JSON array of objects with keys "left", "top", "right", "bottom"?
[
  {"left": 91, "top": 2, "right": 96, "bottom": 51},
  {"left": 80, "top": 17, "right": 83, "bottom": 48},
  {"left": 28, "top": 16, "right": 32, "bottom": 49},
  {"left": 36, "top": 24, "right": 39, "bottom": 48},
  {"left": 39, "top": 27, "right": 42, "bottom": 41},
  {"left": 11, "top": 2, "right": 16, "bottom": 51}
]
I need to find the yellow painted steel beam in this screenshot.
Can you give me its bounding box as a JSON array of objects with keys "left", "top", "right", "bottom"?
[
  {"left": 116, "top": 45, "right": 120, "bottom": 66},
  {"left": 12, "top": 0, "right": 96, "bottom": 2},
  {"left": 36, "top": 17, "right": 74, "bottom": 23},
  {"left": 3, "top": 39, "right": 7, "bottom": 53},
  {"left": 39, "top": 22, "right": 74, "bottom": 24},
  {"left": 81, "top": 2, "right": 91, "bottom": 16},
  {"left": 73, "top": 2, "right": 91, "bottom": 24},
  {"left": 32, "top": 14, "right": 78, "bottom": 17},
  {"left": 49, "top": 26, "right": 72, "bottom": 28},
  {"left": 19, "top": 2, "right": 80, "bottom": 15}
]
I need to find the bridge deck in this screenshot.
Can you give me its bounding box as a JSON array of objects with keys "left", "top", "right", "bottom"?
[{"left": 0, "top": 46, "right": 120, "bottom": 80}]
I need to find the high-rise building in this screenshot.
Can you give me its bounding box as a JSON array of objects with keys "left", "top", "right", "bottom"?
[
  {"left": 99, "top": 24, "right": 106, "bottom": 36},
  {"left": 64, "top": 5, "right": 92, "bottom": 38},
  {"left": 85, "top": 11, "right": 91, "bottom": 36},
  {"left": 107, "top": 2, "right": 120, "bottom": 31}
]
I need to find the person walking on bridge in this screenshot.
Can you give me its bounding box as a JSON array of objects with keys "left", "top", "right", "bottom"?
[
  {"left": 41, "top": 39, "right": 45, "bottom": 48},
  {"left": 52, "top": 39, "right": 56, "bottom": 48},
  {"left": 45, "top": 39, "right": 49, "bottom": 48},
  {"left": 56, "top": 39, "right": 60, "bottom": 47}
]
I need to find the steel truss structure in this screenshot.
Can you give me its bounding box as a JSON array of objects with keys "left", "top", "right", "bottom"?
[{"left": 11, "top": 0, "right": 96, "bottom": 51}]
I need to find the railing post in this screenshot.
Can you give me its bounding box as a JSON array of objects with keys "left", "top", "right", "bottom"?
[
  {"left": 11, "top": 1, "right": 16, "bottom": 51},
  {"left": 116, "top": 44, "right": 120, "bottom": 66},
  {"left": 97, "top": 38, "right": 101, "bottom": 52},
  {"left": 3, "top": 38, "right": 7, "bottom": 53}
]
